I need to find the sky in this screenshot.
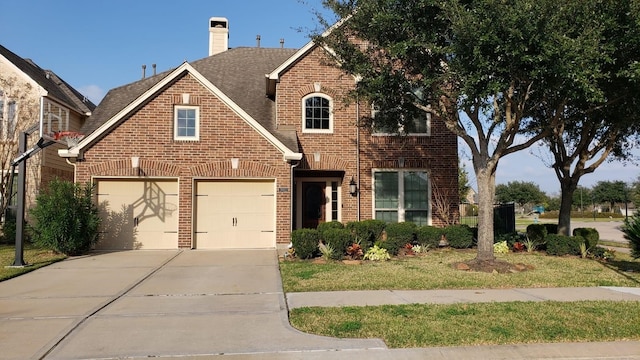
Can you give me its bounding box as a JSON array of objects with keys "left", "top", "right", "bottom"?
[{"left": 1, "top": 0, "right": 637, "bottom": 195}]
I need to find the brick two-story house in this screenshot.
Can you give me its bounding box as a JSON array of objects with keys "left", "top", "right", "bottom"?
[
  {"left": 59, "top": 18, "right": 459, "bottom": 251},
  {"left": 0, "top": 44, "right": 95, "bottom": 213}
]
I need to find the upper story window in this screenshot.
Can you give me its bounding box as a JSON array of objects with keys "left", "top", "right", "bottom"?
[
  {"left": 371, "top": 104, "right": 431, "bottom": 136},
  {"left": 302, "top": 94, "right": 333, "bottom": 133},
  {"left": 0, "top": 90, "right": 18, "bottom": 138},
  {"left": 174, "top": 105, "right": 199, "bottom": 141}
]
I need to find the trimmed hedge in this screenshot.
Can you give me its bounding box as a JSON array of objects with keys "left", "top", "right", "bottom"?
[
  {"left": 291, "top": 229, "right": 320, "bottom": 259},
  {"left": 322, "top": 228, "right": 352, "bottom": 259},
  {"left": 526, "top": 224, "right": 548, "bottom": 244},
  {"left": 572, "top": 227, "right": 599, "bottom": 250},
  {"left": 379, "top": 222, "right": 417, "bottom": 255},
  {"left": 346, "top": 219, "right": 385, "bottom": 250},
  {"left": 317, "top": 221, "right": 344, "bottom": 235},
  {"left": 445, "top": 224, "right": 473, "bottom": 249},
  {"left": 543, "top": 223, "right": 558, "bottom": 235},
  {"left": 546, "top": 234, "right": 583, "bottom": 256},
  {"left": 416, "top": 225, "right": 443, "bottom": 249}
]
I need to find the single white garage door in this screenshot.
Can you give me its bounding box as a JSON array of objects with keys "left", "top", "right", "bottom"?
[
  {"left": 194, "top": 180, "right": 275, "bottom": 249},
  {"left": 95, "top": 179, "right": 179, "bottom": 250}
]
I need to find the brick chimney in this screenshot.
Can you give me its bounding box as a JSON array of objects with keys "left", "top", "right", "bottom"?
[{"left": 209, "top": 17, "right": 229, "bottom": 56}]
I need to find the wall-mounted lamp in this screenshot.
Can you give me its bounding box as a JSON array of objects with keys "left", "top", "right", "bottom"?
[
  {"left": 131, "top": 156, "right": 140, "bottom": 176},
  {"left": 231, "top": 158, "right": 239, "bottom": 169},
  {"left": 349, "top": 176, "right": 358, "bottom": 197},
  {"left": 313, "top": 152, "right": 321, "bottom": 162}
]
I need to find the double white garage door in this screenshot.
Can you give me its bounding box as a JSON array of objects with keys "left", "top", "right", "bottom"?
[{"left": 95, "top": 179, "right": 275, "bottom": 250}]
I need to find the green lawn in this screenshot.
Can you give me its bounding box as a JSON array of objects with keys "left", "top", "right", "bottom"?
[
  {"left": 0, "top": 244, "right": 66, "bottom": 281},
  {"left": 280, "top": 250, "right": 640, "bottom": 292},
  {"left": 284, "top": 250, "right": 640, "bottom": 347},
  {"left": 290, "top": 301, "right": 640, "bottom": 347}
]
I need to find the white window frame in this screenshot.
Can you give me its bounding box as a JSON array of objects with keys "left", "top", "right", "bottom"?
[
  {"left": 174, "top": 105, "right": 200, "bottom": 141},
  {"left": 372, "top": 169, "right": 431, "bottom": 225},
  {"left": 302, "top": 94, "right": 333, "bottom": 134},
  {"left": 371, "top": 104, "right": 431, "bottom": 136}
]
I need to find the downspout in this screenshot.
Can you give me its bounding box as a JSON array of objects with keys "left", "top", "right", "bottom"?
[
  {"left": 65, "top": 158, "right": 77, "bottom": 183},
  {"left": 290, "top": 160, "right": 300, "bottom": 232},
  {"left": 356, "top": 97, "right": 361, "bottom": 221}
]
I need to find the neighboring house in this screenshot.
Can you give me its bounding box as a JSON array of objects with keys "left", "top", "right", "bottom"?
[
  {"left": 0, "top": 44, "right": 95, "bottom": 214},
  {"left": 59, "top": 18, "right": 459, "bottom": 251}
]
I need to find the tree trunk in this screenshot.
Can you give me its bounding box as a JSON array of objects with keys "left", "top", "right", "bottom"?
[
  {"left": 558, "top": 179, "right": 578, "bottom": 236},
  {"left": 475, "top": 169, "right": 496, "bottom": 261}
]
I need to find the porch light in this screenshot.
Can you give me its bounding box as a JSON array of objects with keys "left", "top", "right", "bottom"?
[
  {"left": 349, "top": 177, "right": 358, "bottom": 197},
  {"left": 231, "top": 158, "right": 239, "bottom": 169}
]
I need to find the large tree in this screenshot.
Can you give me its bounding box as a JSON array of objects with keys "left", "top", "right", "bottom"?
[
  {"left": 592, "top": 180, "right": 629, "bottom": 212},
  {"left": 531, "top": 0, "right": 640, "bottom": 235},
  {"left": 495, "top": 181, "right": 546, "bottom": 212},
  {"left": 317, "top": 0, "right": 596, "bottom": 262}
]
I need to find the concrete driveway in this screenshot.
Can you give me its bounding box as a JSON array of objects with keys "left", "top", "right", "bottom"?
[{"left": 0, "top": 250, "right": 384, "bottom": 360}]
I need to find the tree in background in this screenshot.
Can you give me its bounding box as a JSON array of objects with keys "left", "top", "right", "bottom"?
[
  {"left": 632, "top": 176, "right": 640, "bottom": 209},
  {"left": 572, "top": 186, "right": 593, "bottom": 213},
  {"left": 458, "top": 162, "right": 471, "bottom": 203},
  {"left": 529, "top": 0, "right": 640, "bottom": 235},
  {"left": 495, "top": 181, "right": 546, "bottom": 214},
  {"left": 591, "top": 180, "right": 629, "bottom": 213},
  {"left": 0, "top": 76, "right": 39, "bottom": 222}
]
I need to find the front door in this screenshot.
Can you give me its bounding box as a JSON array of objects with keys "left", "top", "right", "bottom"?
[{"left": 302, "top": 182, "right": 326, "bottom": 228}]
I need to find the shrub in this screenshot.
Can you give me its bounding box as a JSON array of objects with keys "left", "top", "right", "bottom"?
[
  {"left": 1, "top": 214, "right": 17, "bottom": 245},
  {"left": 444, "top": 224, "right": 473, "bottom": 249},
  {"left": 291, "top": 229, "right": 320, "bottom": 259},
  {"left": 321, "top": 228, "right": 352, "bottom": 259},
  {"left": 494, "top": 241, "right": 509, "bottom": 254},
  {"left": 317, "top": 221, "right": 344, "bottom": 236},
  {"left": 363, "top": 245, "right": 390, "bottom": 261},
  {"left": 29, "top": 179, "right": 101, "bottom": 256},
  {"left": 545, "top": 234, "right": 583, "bottom": 256},
  {"left": 543, "top": 223, "right": 558, "bottom": 235},
  {"left": 526, "top": 224, "right": 548, "bottom": 248},
  {"left": 622, "top": 213, "right": 640, "bottom": 259},
  {"left": 495, "top": 232, "right": 524, "bottom": 248},
  {"left": 380, "top": 222, "right": 417, "bottom": 255},
  {"left": 346, "top": 219, "right": 386, "bottom": 250},
  {"left": 572, "top": 228, "right": 599, "bottom": 250},
  {"left": 416, "top": 225, "right": 443, "bottom": 249}
]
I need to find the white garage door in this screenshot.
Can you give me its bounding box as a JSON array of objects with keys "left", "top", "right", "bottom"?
[
  {"left": 95, "top": 179, "right": 179, "bottom": 250},
  {"left": 194, "top": 180, "right": 275, "bottom": 249}
]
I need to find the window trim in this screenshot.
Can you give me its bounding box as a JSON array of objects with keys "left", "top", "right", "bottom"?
[
  {"left": 301, "top": 94, "right": 333, "bottom": 134},
  {"left": 174, "top": 105, "right": 200, "bottom": 141},
  {"left": 372, "top": 169, "right": 431, "bottom": 225}
]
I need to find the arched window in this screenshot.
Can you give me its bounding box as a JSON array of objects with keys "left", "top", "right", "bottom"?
[{"left": 302, "top": 94, "right": 333, "bottom": 133}]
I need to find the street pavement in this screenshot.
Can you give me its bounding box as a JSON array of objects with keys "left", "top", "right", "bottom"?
[{"left": 1, "top": 249, "right": 639, "bottom": 360}]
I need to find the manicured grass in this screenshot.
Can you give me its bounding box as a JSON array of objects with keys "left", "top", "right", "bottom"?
[
  {"left": 280, "top": 250, "right": 640, "bottom": 292},
  {"left": 289, "top": 300, "right": 640, "bottom": 347},
  {"left": 0, "top": 244, "right": 66, "bottom": 281}
]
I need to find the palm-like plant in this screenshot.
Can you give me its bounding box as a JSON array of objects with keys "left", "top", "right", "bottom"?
[{"left": 622, "top": 214, "right": 640, "bottom": 259}]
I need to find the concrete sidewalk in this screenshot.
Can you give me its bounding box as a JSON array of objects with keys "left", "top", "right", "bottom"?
[
  {"left": 1, "top": 249, "right": 639, "bottom": 360},
  {"left": 286, "top": 286, "right": 640, "bottom": 309}
]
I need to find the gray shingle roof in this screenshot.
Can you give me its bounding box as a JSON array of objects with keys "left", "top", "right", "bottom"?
[
  {"left": 81, "top": 47, "right": 300, "bottom": 152},
  {"left": 0, "top": 44, "right": 96, "bottom": 115}
]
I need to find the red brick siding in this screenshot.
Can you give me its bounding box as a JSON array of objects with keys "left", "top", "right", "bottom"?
[
  {"left": 75, "top": 74, "right": 292, "bottom": 247},
  {"left": 276, "top": 47, "right": 459, "bottom": 227}
]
